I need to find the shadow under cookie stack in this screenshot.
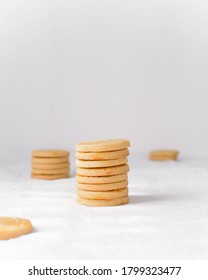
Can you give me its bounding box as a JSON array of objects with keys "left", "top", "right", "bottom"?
[
  {"left": 31, "top": 150, "right": 70, "bottom": 180},
  {"left": 76, "top": 139, "right": 130, "bottom": 206}
]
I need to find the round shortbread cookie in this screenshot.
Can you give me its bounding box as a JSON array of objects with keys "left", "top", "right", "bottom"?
[
  {"left": 32, "top": 157, "right": 69, "bottom": 164},
  {"left": 149, "top": 150, "right": 179, "bottom": 161},
  {"left": 32, "top": 167, "right": 69, "bottom": 175},
  {"left": 77, "top": 196, "right": 129, "bottom": 207},
  {"left": 76, "top": 180, "right": 128, "bottom": 192},
  {"left": 76, "top": 139, "right": 130, "bottom": 152},
  {"left": 31, "top": 174, "right": 69, "bottom": 180},
  {"left": 77, "top": 164, "right": 129, "bottom": 177},
  {"left": 76, "top": 173, "right": 128, "bottom": 184},
  {"left": 32, "top": 150, "right": 69, "bottom": 158},
  {"left": 0, "top": 217, "right": 32, "bottom": 240},
  {"left": 76, "top": 157, "right": 127, "bottom": 168},
  {"left": 76, "top": 149, "right": 129, "bottom": 160},
  {"left": 77, "top": 187, "right": 128, "bottom": 200},
  {"left": 32, "top": 163, "right": 69, "bottom": 170}
]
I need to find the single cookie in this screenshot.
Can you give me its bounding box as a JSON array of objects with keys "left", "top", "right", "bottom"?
[
  {"left": 32, "top": 150, "right": 69, "bottom": 158},
  {"left": 76, "top": 139, "right": 130, "bottom": 152},
  {"left": 76, "top": 173, "right": 128, "bottom": 184},
  {"left": 76, "top": 157, "right": 127, "bottom": 168},
  {"left": 77, "top": 187, "right": 128, "bottom": 200},
  {"left": 76, "top": 149, "right": 129, "bottom": 160},
  {"left": 0, "top": 217, "right": 32, "bottom": 240},
  {"left": 31, "top": 174, "right": 69, "bottom": 180},
  {"left": 32, "top": 167, "right": 69, "bottom": 175},
  {"left": 76, "top": 180, "right": 128, "bottom": 192},
  {"left": 149, "top": 150, "right": 179, "bottom": 161},
  {"left": 77, "top": 196, "right": 129, "bottom": 207},
  {"left": 32, "top": 163, "right": 69, "bottom": 170},
  {"left": 32, "top": 157, "right": 69, "bottom": 164},
  {"left": 77, "top": 164, "right": 129, "bottom": 177}
]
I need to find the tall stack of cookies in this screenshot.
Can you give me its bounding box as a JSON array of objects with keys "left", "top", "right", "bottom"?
[
  {"left": 31, "top": 150, "right": 70, "bottom": 180},
  {"left": 76, "top": 139, "right": 130, "bottom": 206}
]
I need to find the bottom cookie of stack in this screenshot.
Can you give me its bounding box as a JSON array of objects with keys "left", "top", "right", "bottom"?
[
  {"left": 31, "top": 174, "right": 70, "bottom": 180},
  {"left": 77, "top": 196, "right": 129, "bottom": 207}
]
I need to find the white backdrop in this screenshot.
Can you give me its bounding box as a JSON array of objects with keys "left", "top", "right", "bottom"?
[{"left": 0, "top": 0, "right": 208, "bottom": 159}]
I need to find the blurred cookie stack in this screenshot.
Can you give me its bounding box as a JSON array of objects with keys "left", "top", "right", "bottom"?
[
  {"left": 76, "top": 139, "right": 130, "bottom": 206},
  {"left": 31, "top": 150, "right": 70, "bottom": 180},
  {"left": 149, "top": 150, "right": 179, "bottom": 161}
]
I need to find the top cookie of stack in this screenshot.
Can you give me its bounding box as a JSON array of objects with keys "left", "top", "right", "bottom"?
[
  {"left": 31, "top": 150, "right": 70, "bottom": 180},
  {"left": 76, "top": 139, "right": 130, "bottom": 207}
]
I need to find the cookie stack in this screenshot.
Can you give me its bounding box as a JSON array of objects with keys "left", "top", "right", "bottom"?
[
  {"left": 76, "top": 139, "right": 130, "bottom": 206},
  {"left": 31, "top": 150, "right": 70, "bottom": 180}
]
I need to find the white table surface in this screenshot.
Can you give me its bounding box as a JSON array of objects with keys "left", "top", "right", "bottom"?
[{"left": 0, "top": 154, "right": 208, "bottom": 260}]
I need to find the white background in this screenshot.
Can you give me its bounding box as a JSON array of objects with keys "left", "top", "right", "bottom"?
[{"left": 0, "top": 0, "right": 208, "bottom": 159}]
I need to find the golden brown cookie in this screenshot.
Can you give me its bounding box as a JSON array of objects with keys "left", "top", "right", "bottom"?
[
  {"left": 77, "top": 196, "right": 129, "bottom": 207},
  {"left": 77, "top": 164, "right": 129, "bottom": 177},
  {"left": 32, "top": 150, "right": 69, "bottom": 158},
  {"left": 31, "top": 174, "right": 69, "bottom": 180},
  {"left": 32, "top": 157, "right": 69, "bottom": 164},
  {"left": 149, "top": 150, "right": 179, "bottom": 161},
  {"left": 76, "top": 158, "right": 127, "bottom": 168},
  {"left": 32, "top": 167, "right": 69, "bottom": 175},
  {"left": 76, "top": 149, "right": 129, "bottom": 160},
  {"left": 32, "top": 163, "right": 69, "bottom": 170},
  {"left": 76, "top": 173, "right": 128, "bottom": 184},
  {"left": 76, "top": 180, "right": 128, "bottom": 192},
  {"left": 77, "top": 187, "right": 128, "bottom": 200},
  {"left": 0, "top": 217, "right": 32, "bottom": 240},
  {"left": 76, "top": 139, "right": 130, "bottom": 152}
]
